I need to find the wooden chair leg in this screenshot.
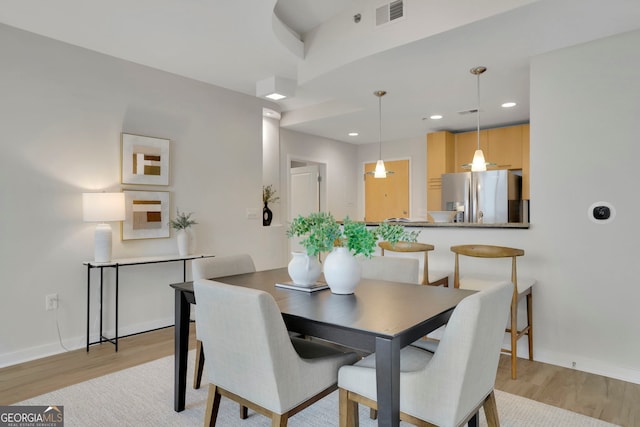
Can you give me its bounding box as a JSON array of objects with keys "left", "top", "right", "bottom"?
[
  {"left": 271, "top": 413, "right": 288, "bottom": 427},
  {"left": 482, "top": 391, "right": 500, "bottom": 427},
  {"left": 339, "top": 388, "right": 359, "bottom": 427},
  {"left": 527, "top": 292, "right": 534, "bottom": 361},
  {"left": 369, "top": 408, "right": 377, "bottom": 419},
  {"left": 204, "top": 384, "right": 222, "bottom": 427},
  {"left": 193, "top": 339, "right": 205, "bottom": 389},
  {"left": 240, "top": 405, "right": 248, "bottom": 419}
]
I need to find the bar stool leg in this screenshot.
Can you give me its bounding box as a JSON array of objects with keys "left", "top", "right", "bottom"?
[{"left": 527, "top": 292, "right": 533, "bottom": 361}]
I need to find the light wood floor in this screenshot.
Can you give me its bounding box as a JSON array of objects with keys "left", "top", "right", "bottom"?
[{"left": 1, "top": 326, "right": 638, "bottom": 426}]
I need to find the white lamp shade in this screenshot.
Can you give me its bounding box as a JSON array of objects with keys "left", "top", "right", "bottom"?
[
  {"left": 470, "top": 149, "right": 487, "bottom": 172},
  {"left": 83, "top": 193, "right": 125, "bottom": 222},
  {"left": 374, "top": 159, "right": 387, "bottom": 178}
]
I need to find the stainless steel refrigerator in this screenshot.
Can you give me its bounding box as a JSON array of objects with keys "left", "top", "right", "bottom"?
[{"left": 441, "top": 170, "right": 522, "bottom": 223}]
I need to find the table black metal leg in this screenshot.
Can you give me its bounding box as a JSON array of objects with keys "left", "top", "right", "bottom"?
[
  {"left": 468, "top": 412, "right": 479, "bottom": 427},
  {"left": 375, "top": 336, "right": 401, "bottom": 427},
  {"left": 174, "top": 288, "right": 191, "bottom": 412}
]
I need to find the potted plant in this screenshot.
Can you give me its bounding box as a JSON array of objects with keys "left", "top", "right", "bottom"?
[
  {"left": 287, "top": 213, "right": 414, "bottom": 294},
  {"left": 262, "top": 185, "right": 279, "bottom": 226},
  {"left": 169, "top": 209, "right": 197, "bottom": 256}
]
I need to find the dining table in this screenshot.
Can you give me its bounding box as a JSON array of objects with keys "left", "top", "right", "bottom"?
[{"left": 170, "top": 267, "right": 474, "bottom": 427}]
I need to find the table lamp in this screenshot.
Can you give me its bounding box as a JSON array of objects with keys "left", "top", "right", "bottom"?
[{"left": 83, "top": 192, "right": 126, "bottom": 263}]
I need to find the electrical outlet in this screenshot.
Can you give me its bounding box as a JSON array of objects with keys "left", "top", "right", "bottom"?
[{"left": 46, "top": 293, "right": 58, "bottom": 311}]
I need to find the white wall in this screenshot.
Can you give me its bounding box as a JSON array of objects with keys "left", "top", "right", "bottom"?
[
  {"left": 0, "top": 24, "right": 282, "bottom": 366},
  {"left": 355, "top": 30, "right": 640, "bottom": 384}
]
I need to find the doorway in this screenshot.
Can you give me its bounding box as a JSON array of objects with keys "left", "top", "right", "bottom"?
[{"left": 288, "top": 160, "right": 326, "bottom": 253}]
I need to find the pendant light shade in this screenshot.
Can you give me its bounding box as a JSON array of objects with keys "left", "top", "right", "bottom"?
[
  {"left": 366, "top": 90, "right": 393, "bottom": 178},
  {"left": 465, "top": 66, "right": 493, "bottom": 171}
]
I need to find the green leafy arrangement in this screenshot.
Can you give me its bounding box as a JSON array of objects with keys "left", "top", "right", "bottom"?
[
  {"left": 376, "top": 222, "right": 421, "bottom": 246},
  {"left": 262, "top": 185, "right": 280, "bottom": 204},
  {"left": 169, "top": 209, "right": 197, "bottom": 231},
  {"left": 287, "top": 212, "right": 420, "bottom": 258}
]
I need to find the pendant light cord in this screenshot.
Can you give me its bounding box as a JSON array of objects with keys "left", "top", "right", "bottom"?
[
  {"left": 378, "top": 94, "right": 383, "bottom": 159},
  {"left": 476, "top": 72, "right": 481, "bottom": 150}
]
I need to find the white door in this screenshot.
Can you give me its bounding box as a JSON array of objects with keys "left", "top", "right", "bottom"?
[{"left": 289, "top": 165, "right": 320, "bottom": 253}]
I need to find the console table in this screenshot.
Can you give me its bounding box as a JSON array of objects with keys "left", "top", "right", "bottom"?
[{"left": 83, "top": 254, "right": 214, "bottom": 352}]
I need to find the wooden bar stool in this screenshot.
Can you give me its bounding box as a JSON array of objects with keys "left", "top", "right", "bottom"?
[
  {"left": 451, "top": 244, "right": 535, "bottom": 379},
  {"left": 378, "top": 241, "right": 450, "bottom": 287}
]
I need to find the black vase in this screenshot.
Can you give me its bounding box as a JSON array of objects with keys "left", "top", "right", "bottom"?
[{"left": 263, "top": 202, "right": 273, "bottom": 226}]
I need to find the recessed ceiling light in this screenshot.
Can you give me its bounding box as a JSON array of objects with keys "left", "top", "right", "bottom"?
[
  {"left": 348, "top": 132, "right": 359, "bottom": 136},
  {"left": 265, "top": 93, "right": 287, "bottom": 101},
  {"left": 429, "top": 115, "right": 443, "bottom": 120},
  {"left": 501, "top": 102, "right": 517, "bottom": 108}
]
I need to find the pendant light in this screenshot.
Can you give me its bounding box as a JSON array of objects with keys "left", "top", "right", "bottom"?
[
  {"left": 469, "top": 66, "right": 491, "bottom": 171},
  {"left": 367, "top": 90, "right": 393, "bottom": 178}
]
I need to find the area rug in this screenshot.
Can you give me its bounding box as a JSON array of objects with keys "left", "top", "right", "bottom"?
[{"left": 17, "top": 351, "right": 619, "bottom": 426}]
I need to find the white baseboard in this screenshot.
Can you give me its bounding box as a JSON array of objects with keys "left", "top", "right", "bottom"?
[
  {"left": 533, "top": 349, "right": 640, "bottom": 385},
  {"left": 0, "top": 316, "right": 176, "bottom": 369}
]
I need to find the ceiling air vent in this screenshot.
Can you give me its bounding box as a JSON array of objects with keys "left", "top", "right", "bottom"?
[{"left": 376, "top": 0, "right": 404, "bottom": 27}]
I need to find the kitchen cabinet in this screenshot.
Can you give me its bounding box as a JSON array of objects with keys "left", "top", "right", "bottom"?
[
  {"left": 426, "top": 131, "right": 455, "bottom": 210},
  {"left": 454, "top": 130, "right": 488, "bottom": 172},
  {"left": 487, "top": 125, "right": 523, "bottom": 169},
  {"left": 428, "top": 123, "right": 530, "bottom": 207}
]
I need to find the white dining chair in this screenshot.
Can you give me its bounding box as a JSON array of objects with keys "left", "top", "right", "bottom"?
[
  {"left": 338, "top": 281, "right": 513, "bottom": 427},
  {"left": 192, "top": 254, "right": 256, "bottom": 390},
  {"left": 194, "top": 279, "right": 358, "bottom": 427},
  {"left": 360, "top": 255, "right": 419, "bottom": 284}
]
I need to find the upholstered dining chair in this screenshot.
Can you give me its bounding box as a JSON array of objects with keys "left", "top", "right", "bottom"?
[
  {"left": 194, "top": 279, "right": 359, "bottom": 427},
  {"left": 338, "top": 281, "right": 513, "bottom": 427},
  {"left": 378, "top": 241, "right": 450, "bottom": 287},
  {"left": 361, "top": 255, "right": 420, "bottom": 284},
  {"left": 449, "top": 244, "right": 535, "bottom": 380},
  {"left": 192, "top": 254, "right": 256, "bottom": 390}
]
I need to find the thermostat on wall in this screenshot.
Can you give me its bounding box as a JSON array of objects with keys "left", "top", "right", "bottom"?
[{"left": 588, "top": 201, "right": 616, "bottom": 224}]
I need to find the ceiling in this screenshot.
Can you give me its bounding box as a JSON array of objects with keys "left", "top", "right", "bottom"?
[{"left": 1, "top": 0, "right": 639, "bottom": 145}]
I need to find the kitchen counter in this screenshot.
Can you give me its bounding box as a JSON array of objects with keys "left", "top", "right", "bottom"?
[{"left": 363, "top": 221, "right": 530, "bottom": 229}]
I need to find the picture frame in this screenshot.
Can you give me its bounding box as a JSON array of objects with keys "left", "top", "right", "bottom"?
[
  {"left": 122, "top": 190, "right": 170, "bottom": 240},
  {"left": 121, "top": 133, "right": 170, "bottom": 185}
]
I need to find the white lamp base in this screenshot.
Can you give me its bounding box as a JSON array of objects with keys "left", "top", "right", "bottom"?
[{"left": 94, "top": 223, "right": 113, "bottom": 263}]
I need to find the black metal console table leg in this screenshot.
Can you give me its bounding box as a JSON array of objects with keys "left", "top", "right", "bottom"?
[
  {"left": 86, "top": 265, "right": 90, "bottom": 352},
  {"left": 115, "top": 264, "right": 119, "bottom": 351}
]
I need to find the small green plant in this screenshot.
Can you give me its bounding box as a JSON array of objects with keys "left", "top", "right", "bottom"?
[
  {"left": 338, "top": 218, "right": 378, "bottom": 258},
  {"left": 376, "top": 222, "right": 420, "bottom": 246},
  {"left": 169, "top": 209, "right": 197, "bottom": 231},
  {"left": 262, "top": 185, "right": 280, "bottom": 204},
  {"left": 287, "top": 213, "right": 418, "bottom": 258},
  {"left": 287, "top": 212, "right": 341, "bottom": 257}
]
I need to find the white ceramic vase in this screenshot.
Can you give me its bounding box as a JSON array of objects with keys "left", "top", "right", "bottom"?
[
  {"left": 176, "top": 229, "right": 193, "bottom": 256},
  {"left": 323, "top": 247, "right": 362, "bottom": 294},
  {"left": 287, "top": 252, "right": 322, "bottom": 286}
]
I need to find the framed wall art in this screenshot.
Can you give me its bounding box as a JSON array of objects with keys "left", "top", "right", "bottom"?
[
  {"left": 121, "top": 133, "right": 170, "bottom": 185},
  {"left": 122, "top": 190, "right": 170, "bottom": 240}
]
